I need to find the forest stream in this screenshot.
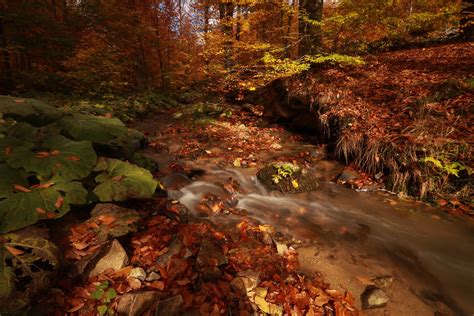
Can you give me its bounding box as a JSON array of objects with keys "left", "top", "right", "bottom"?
[{"left": 135, "top": 110, "right": 474, "bottom": 316}]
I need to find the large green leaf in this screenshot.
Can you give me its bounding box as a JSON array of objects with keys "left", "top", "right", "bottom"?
[
  {"left": 0, "top": 227, "right": 60, "bottom": 313},
  {"left": 0, "top": 96, "right": 62, "bottom": 127},
  {"left": 58, "top": 113, "right": 129, "bottom": 144},
  {"left": 6, "top": 134, "right": 97, "bottom": 181},
  {"left": 0, "top": 164, "right": 88, "bottom": 233},
  {"left": 93, "top": 158, "right": 157, "bottom": 201}
]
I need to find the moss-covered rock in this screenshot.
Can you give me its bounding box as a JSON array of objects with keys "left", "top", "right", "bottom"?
[{"left": 256, "top": 162, "right": 318, "bottom": 193}]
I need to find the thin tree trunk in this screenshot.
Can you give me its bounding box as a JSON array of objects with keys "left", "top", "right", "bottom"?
[
  {"left": 299, "top": 0, "right": 323, "bottom": 56},
  {"left": 0, "top": 17, "right": 13, "bottom": 94},
  {"left": 460, "top": 0, "right": 474, "bottom": 40},
  {"left": 219, "top": 3, "right": 234, "bottom": 70}
]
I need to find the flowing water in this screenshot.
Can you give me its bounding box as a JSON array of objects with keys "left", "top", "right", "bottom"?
[
  {"left": 170, "top": 166, "right": 474, "bottom": 315},
  {"left": 136, "top": 114, "right": 474, "bottom": 315}
]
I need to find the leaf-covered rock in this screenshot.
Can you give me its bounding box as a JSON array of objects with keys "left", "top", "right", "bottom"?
[
  {"left": 0, "top": 227, "right": 60, "bottom": 313},
  {"left": 0, "top": 96, "right": 63, "bottom": 127},
  {"left": 58, "top": 113, "right": 129, "bottom": 144},
  {"left": 93, "top": 158, "right": 157, "bottom": 201},
  {"left": 0, "top": 163, "right": 88, "bottom": 233},
  {"left": 6, "top": 134, "right": 97, "bottom": 181}
]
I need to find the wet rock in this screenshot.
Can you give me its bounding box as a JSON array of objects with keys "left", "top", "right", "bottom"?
[
  {"left": 146, "top": 271, "right": 161, "bottom": 282},
  {"left": 257, "top": 162, "right": 318, "bottom": 193},
  {"left": 201, "top": 266, "right": 222, "bottom": 281},
  {"left": 129, "top": 267, "right": 147, "bottom": 281},
  {"left": 88, "top": 239, "right": 129, "bottom": 277},
  {"left": 231, "top": 270, "right": 259, "bottom": 294},
  {"left": 156, "top": 237, "right": 183, "bottom": 267},
  {"left": 197, "top": 239, "right": 228, "bottom": 267},
  {"left": 155, "top": 295, "right": 184, "bottom": 316},
  {"left": 161, "top": 173, "right": 192, "bottom": 190},
  {"left": 117, "top": 291, "right": 161, "bottom": 316},
  {"left": 337, "top": 169, "right": 360, "bottom": 183},
  {"left": 361, "top": 287, "right": 390, "bottom": 309}
]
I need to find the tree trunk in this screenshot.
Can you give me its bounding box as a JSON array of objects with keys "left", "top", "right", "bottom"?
[
  {"left": 460, "top": 0, "right": 474, "bottom": 41},
  {"left": 0, "top": 17, "right": 13, "bottom": 94},
  {"left": 299, "top": 0, "right": 323, "bottom": 56}
]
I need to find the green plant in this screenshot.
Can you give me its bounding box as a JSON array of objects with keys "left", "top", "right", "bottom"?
[
  {"left": 0, "top": 96, "right": 158, "bottom": 233},
  {"left": 91, "top": 281, "right": 117, "bottom": 315},
  {"left": 421, "top": 156, "right": 472, "bottom": 177},
  {"left": 271, "top": 163, "right": 299, "bottom": 189}
]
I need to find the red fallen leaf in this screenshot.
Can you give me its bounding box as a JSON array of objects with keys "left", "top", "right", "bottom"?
[
  {"left": 148, "top": 280, "right": 165, "bottom": 290},
  {"left": 66, "top": 156, "right": 81, "bottom": 161},
  {"left": 5, "top": 246, "right": 25, "bottom": 256},
  {"left": 47, "top": 212, "right": 56, "bottom": 219},
  {"left": 13, "top": 184, "right": 31, "bottom": 192},
  {"left": 4, "top": 146, "right": 12, "bottom": 156},
  {"left": 35, "top": 151, "right": 50, "bottom": 158},
  {"left": 50, "top": 150, "right": 60, "bottom": 156},
  {"left": 14, "top": 99, "right": 25, "bottom": 103},
  {"left": 36, "top": 207, "right": 46, "bottom": 215},
  {"left": 67, "top": 302, "right": 85, "bottom": 313},
  {"left": 55, "top": 196, "right": 64, "bottom": 209}
]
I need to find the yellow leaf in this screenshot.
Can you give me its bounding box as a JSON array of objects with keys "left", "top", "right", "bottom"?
[{"left": 291, "top": 179, "right": 299, "bottom": 189}]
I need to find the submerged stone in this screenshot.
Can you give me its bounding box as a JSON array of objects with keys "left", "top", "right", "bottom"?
[{"left": 361, "top": 287, "right": 389, "bottom": 309}]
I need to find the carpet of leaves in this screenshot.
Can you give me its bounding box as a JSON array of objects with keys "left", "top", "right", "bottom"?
[{"left": 40, "top": 199, "right": 359, "bottom": 315}]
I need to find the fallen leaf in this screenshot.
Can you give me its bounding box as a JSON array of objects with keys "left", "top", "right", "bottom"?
[
  {"left": 35, "top": 151, "right": 50, "bottom": 158},
  {"left": 13, "top": 184, "right": 31, "bottom": 192},
  {"left": 5, "top": 246, "right": 25, "bottom": 256},
  {"left": 67, "top": 156, "right": 81, "bottom": 161},
  {"left": 55, "top": 196, "right": 64, "bottom": 209}
]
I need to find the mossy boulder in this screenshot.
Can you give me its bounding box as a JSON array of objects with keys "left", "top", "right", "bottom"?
[{"left": 256, "top": 162, "right": 319, "bottom": 193}]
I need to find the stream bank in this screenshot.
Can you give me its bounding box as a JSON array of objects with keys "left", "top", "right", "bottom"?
[{"left": 133, "top": 105, "right": 474, "bottom": 315}]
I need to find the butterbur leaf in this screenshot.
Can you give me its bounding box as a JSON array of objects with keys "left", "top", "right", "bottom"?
[
  {"left": 91, "top": 289, "right": 105, "bottom": 300},
  {"left": 0, "top": 163, "right": 88, "bottom": 233},
  {"left": 93, "top": 158, "right": 157, "bottom": 201},
  {"left": 0, "top": 227, "right": 60, "bottom": 313},
  {"left": 7, "top": 134, "right": 97, "bottom": 181},
  {"left": 97, "top": 305, "right": 108, "bottom": 315},
  {"left": 58, "top": 113, "right": 128, "bottom": 144},
  {"left": 0, "top": 96, "right": 62, "bottom": 127}
]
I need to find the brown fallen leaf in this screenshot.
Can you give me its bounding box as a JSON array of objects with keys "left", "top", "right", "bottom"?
[
  {"left": 67, "top": 302, "right": 85, "bottom": 313},
  {"left": 4, "top": 146, "right": 12, "bottom": 156},
  {"left": 50, "top": 150, "right": 60, "bottom": 156},
  {"left": 148, "top": 280, "right": 165, "bottom": 291},
  {"left": 36, "top": 182, "right": 55, "bottom": 189},
  {"left": 14, "top": 99, "right": 25, "bottom": 103}
]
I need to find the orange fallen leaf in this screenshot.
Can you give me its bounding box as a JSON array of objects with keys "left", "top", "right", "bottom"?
[
  {"left": 111, "top": 175, "right": 123, "bottom": 181},
  {"left": 37, "top": 182, "right": 55, "bottom": 189},
  {"left": 148, "top": 280, "right": 165, "bottom": 290},
  {"left": 55, "top": 196, "right": 64, "bottom": 209},
  {"left": 13, "top": 184, "right": 31, "bottom": 192},
  {"left": 47, "top": 212, "right": 56, "bottom": 219},
  {"left": 50, "top": 150, "right": 60, "bottom": 156},
  {"left": 14, "top": 99, "right": 25, "bottom": 103},
  {"left": 4, "top": 147, "right": 12, "bottom": 156},
  {"left": 5, "top": 246, "right": 25, "bottom": 256},
  {"left": 66, "top": 156, "right": 81, "bottom": 161},
  {"left": 36, "top": 207, "right": 46, "bottom": 215}
]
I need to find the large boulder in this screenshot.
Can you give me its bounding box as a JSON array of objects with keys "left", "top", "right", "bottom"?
[{"left": 257, "top": 162, "right": 318, "bottom": 193}]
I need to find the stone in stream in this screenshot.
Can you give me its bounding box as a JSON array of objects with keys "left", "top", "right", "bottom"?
[
  {"left": 117, "top": 291, "right": 162, "bottom": 316},
  {"left": 155, "top": 295, "right": 184, "bottom": 316},
  {"left": 156, "top": 237, "right": 183, "bottom": 267},
  {"left": 361, "top": 287, "right": 390, "bottom": 309},
  {"left": 88, "top": 239, "right": 129, "bottom": 277},
  {"left": 257, "top": 162, "right": 318, "bottom": 193},
  {"left": 129, "top": 267, "right": 147, "bottom": 281},
  {"left": 197, "top": 239, "right": 228, "bottom": 267}
]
